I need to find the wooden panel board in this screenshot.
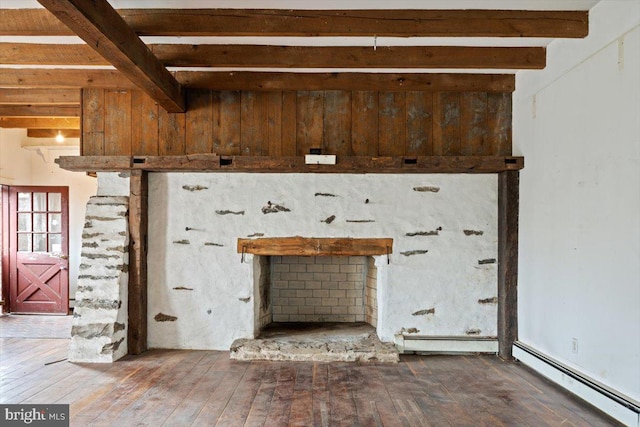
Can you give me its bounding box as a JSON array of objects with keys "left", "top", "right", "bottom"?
[
  {"left": 378, "top": 92, "right": 406, "bottom": 157},
  {"left": 322, "top": 91, "right": 352, "bottom": 156},
  {"left": 267, "top": 92, "right": 283, "bottom": 156},
  {"left": 81, "top": 88, "right": 105, "bottom": 155},
  {"left": 281, "top": 92, "right": 297, "bottom": 156},
  {"left": 351, "top": 91, "right": 379, "bottom": 156},
  {"left": 185, "top": 89, "right": 213, "bottom": 154},
  {"left": 296, "top": 91, "right": 324, "bottom": 156},
  {"left": 240, "top": 91, "right": 269, "bottom": 156},
  {"left": 131, "top": 91, "right": 159, "bottom": 156},
  {"left": 405, "top": 91, "right": 433, "bottom": 156},
  {"left": 104, "top": 90, "right": 131, "bottom": 156},
  {"left": 488, "top": 92, "right": 512, "bottom": 156},
  {"left": 460, "top": 92, "right": 488, "bottom": 155},
  {"left": 158, "top": 109, "right": 185, "bottom": 155},
  {"left": 0, "top": 117, "right": 79, "bottom": 129},
  {"left": 237, "top": 237, "right": 393, "bottom": 256},
  {"left": 217, "top": 91, "right": 241, "bottom": 155},
  {"left": 433, "top": 92, "right": 461, "bottom": 155}
]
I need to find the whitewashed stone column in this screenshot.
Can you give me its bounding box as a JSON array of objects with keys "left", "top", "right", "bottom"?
[{"left": 69, "top": 173, "right": 130, "bottom": 363}]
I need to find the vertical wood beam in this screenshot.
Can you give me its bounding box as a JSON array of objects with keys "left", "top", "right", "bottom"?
[
  {"left": 128, "top": 170, "right": 148, "bottom": 355},
  {"left": 498, "top": 170, "right": 519, "bottom": 360}
]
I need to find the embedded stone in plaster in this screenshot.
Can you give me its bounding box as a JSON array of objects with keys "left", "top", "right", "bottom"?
[
  {"left": 315, "top": 192, "right": 337, "bottom": 197},
  {"left": 412, "top": 308, "right": 435, "bottom": 316},
  {"left": 346, "top": 219, "right": 375, "bottom": 223},
  {"left": 322, "top": 215, "right": 336, "bottom": 224},
  {"left": 182, "top": 185, "right": 208, "bottom": 191},
  {"left": 478, "top": 297, "right": 498, "bottom": 304},
  {"left": 464, "top": 230, "right": 484, "bottom": 236},
  {"left": 400, "top": 249, "right": 429, "bottom": 256},
  {"left": 154, "top": 313, "right": 177, "bottom": 322},
  {"left": 247, "top": 232, "right": 264, "bottom": 237},
  {"left": 466, "top": 329, "right": 482, "bottom": 335},
  {"left": 413, "top": 186, "right": 440, "bottom": 193},
  {"left": 261, "top": 202, "right": 290, "bottom": 214},
  {"left": 204, "top": 242, "right": 224, "bottom": 247},
  {"left": 216, "top": 210, "right": 245, "bottom": 215},
  {"left": 173, "top": 286, "right": 193, "bottom": 291},
  {"left": 478, "top": 258, "right": 497, "bottom": 265},
  {"left": 406, "top": 227, "right": 442, "bottom": 237},
  {"left": 399, "top": 327, "right": 420, "bottom": 334},
  {"left": 173, "top": 239, "right": 190, "bottom": 244}
]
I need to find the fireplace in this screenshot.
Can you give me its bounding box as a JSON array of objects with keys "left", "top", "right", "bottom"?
[{"left": 70, "top": 172, "right": 499, "bottom": 362}]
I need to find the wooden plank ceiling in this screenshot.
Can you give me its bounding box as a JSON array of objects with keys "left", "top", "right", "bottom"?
[{"left": 0, "top": 0, "right": 591, "bottom": 138}]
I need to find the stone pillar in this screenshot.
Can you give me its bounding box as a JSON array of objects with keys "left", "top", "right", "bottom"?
[{"left": 69, "top": 185, "right": 130, "bottom": 362}]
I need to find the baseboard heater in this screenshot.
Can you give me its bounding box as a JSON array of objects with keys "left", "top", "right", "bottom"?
[
  {"left": 513, "top": 341, "right": 640, "bottom": 426},
  {"left": 394, "top": 335, "right": 498, "bottom": 354}
]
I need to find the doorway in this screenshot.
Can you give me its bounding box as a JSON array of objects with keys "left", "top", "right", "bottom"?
[{"left": 3, "top": 186, "right": 69, "bottom": 314}]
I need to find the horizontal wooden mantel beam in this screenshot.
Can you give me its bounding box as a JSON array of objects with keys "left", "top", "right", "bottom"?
[
  {"left": 237, "top": 237, "right": 393, "bottom": 257},
  {"left": 1, "top": 43, "right": 546, "bottom": 70},
  {"left": 1, "top": 70, "right": 515, "bottom": 92},
  {"left": 0, "top": 9, "right": 589, "bottom": 38},
  {"left": 55, "top": 155, "right": 524, "bottom": 173},
  {"left": 0, "top": 105, "right": 80, "bottom": 117}
]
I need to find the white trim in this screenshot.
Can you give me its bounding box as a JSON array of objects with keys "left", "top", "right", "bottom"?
[
  {"left": 513, "top": 343, "right": 640, "bottom": 427},
  {"left": 394, "top": 335, "right": 499, "bottom": 354}
]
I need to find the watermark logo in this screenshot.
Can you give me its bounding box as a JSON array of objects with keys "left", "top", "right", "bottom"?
[{"left": 1, "top": 405, "right": 69, "bottom": 426}]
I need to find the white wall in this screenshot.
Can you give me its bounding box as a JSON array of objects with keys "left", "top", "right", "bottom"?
[
  {"left": 148, "top": 173, "right": 498, "bottom": 350},
  {"left": 514, "top": 0, "right": 640, "bottom": 402},
  {"left": 0, "top": 128, "right": 98, "bottom": 306}
]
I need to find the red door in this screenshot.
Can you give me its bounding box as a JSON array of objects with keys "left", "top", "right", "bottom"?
[{"left": 8, "top": 187, "right": 69, "bottom": 314}]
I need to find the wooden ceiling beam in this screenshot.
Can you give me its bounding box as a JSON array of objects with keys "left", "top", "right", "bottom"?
[
  {"left": 0, "top": 9, "right": 589, "bottom": 38},
  {"left": 0, "top": 105, "right": 79, "bottom": 117},
  {"left": 0, "top": 69, "right": 136, "bottom": 89},
  {"left": 36, "top": 0, "right": 185, "bottom": 113},
  {"left": 0, "top": 117, "right": 79, "bottom": 129},
  {"left": 177, "top": 71, "right": 516, "bottom": 92},
  {"left": 0, "top": 88, "right": 80, "bottom": 105},
  {"left": 1, "top": 43, "right": 546, "bottom": 69},
  {"left": 27, "top": 129, "right": 81, "bottom": 138},
  {"left": 2, "top": 69, "right": 513, "bottom": 92}
]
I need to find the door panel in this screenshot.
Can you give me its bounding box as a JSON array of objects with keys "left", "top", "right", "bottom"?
[{"left": 9, "top": 186, "right": 69, "bottom": 314}]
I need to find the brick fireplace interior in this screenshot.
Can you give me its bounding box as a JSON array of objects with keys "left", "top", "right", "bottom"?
[{"left": 255, "top": 255, "right": 378, "bottom": 332}]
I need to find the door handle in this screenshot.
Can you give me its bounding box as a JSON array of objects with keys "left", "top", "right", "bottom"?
[
  {"left": 60, "top": 266, "right": 68, "bottom": 270},
  {"left": 60, "top": 255, "right": 69, "bottom": 260}
]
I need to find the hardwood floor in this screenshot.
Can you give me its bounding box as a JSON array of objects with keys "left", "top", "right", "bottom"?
[{"left": 0, "top": 334, "right": 620, "bottom": 426}]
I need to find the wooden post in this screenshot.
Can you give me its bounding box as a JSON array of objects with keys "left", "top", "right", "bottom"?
[
  {"left": 498, "top": 170, "right": 519, "bottom": 360},
  {"left": 128, "top": 170, "right": 148, "bottom": 355}
]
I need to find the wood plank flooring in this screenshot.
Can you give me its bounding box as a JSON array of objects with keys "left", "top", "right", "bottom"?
[{"left": 0, "top": 336, "right": 620, "bottom": 426}]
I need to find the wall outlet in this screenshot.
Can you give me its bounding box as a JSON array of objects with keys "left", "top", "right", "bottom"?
[{"left": 572, "top": 338, "right": 579, "bottom": 354}]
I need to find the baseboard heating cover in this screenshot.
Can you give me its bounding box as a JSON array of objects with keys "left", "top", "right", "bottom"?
[
  {"left": 394, "top": 335, "right": 499, "bottom": 354},
  {"left": 513, "top": 341, "right": 640, "bottom": 426}
]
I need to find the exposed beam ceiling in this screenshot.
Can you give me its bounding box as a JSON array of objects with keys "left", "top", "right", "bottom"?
[
  {"left": 0, "top": 1, "right": 593, "bottom": 125},
  {"left": 27, "top": 128, "right": 81, "bottom": 138},
  {"left": 0, "top": 9, "right": 588, "bottom": 38},
  {"left": 36, "top": 0, "right": 185, "bottom": 113}
]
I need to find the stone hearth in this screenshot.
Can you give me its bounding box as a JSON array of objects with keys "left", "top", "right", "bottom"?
[{"left": 230, "top": 323, "right": 399, "bottom": 363}]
